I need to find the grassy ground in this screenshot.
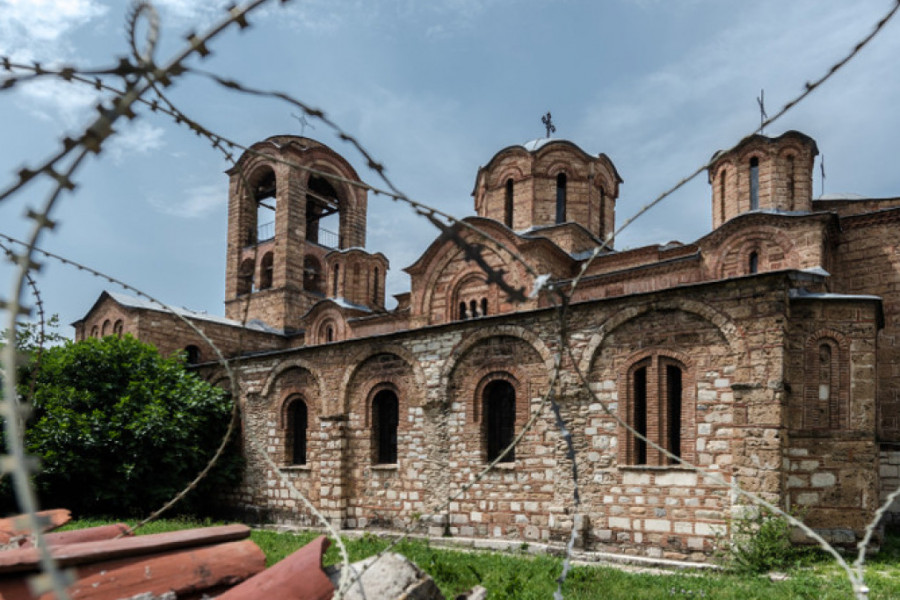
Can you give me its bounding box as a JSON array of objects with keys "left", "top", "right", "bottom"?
[{"left": 59, "top": 518, "right": 900, "bottom": 599}]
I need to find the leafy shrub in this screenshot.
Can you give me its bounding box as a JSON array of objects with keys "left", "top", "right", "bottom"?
[
  {"left": 15, "top": 334, "right": 241, "bottom": 517},
  {"left": 725, "top": 506, "right": 809, "bottom": 574}
]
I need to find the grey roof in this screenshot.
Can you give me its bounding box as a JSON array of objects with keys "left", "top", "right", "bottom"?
[{"left": 106, "top": 291, "right": 279, "bottom": 333}]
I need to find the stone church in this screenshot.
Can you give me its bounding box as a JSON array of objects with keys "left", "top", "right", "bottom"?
[{"left": 74, "top": 130, "right": 900, "bottom": 561}]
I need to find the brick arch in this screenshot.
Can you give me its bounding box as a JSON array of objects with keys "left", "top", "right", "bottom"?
[
  {"left": 800, "top": 328, "right": 851, "bottom": 431},
  {"left": 415, "top": 228, "right": 526, "bottom": 323},
  {"left": 306, "top": 305, "right": 347, "bottom": 344},
  {"left": 447, "top": 269, "right": 493, "bottom": 321},
  {"left": 439, "top": 326, "right": 554, "bottom": 404},
  {"left": 470, "top": 367, "right": 527, "bottom": 424},
  {"left": 711, "top": 226, "right": 796, "bottom": 278},
  {"left": 616, "top": 347, "right": 697, "bottom": 466},
  {"left": 260, "top": 359, "right": 324, "bottom": 400},
  {"left": 491, "top": 165, "right": 526, "bottom": 188},
  {"left": 278, "top": 391, "right": 316, "bottom": 428},
  {"left": 338, "top": 344, "right": 426, "bottom": 414},
  {"left": 578, "top": 297, "right": 745, "bottom": 377}
]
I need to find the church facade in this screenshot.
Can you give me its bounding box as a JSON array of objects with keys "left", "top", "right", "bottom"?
[{"left": 74, "top": 131, "right": 900, "bottom": 561}]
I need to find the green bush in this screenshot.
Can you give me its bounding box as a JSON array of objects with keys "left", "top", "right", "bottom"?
[
  {"left": 14, "top": 334, "right": 241, "bottom": 517},
  {"left": 725, "top": 506, "right": 809, "bottom": 574}
]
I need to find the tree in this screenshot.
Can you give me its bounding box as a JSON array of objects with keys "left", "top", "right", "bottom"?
[{"left": 16, "top": 334, "right": 240, "bottom": 517}]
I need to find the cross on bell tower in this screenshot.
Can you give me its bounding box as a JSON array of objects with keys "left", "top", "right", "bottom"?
[{"left": 542, "top": 111, "right": 556, "bottom": 138}]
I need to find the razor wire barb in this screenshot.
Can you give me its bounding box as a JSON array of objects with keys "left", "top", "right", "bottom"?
[{"left": 0, "top": 0, "right": 897, "bottom": 599}]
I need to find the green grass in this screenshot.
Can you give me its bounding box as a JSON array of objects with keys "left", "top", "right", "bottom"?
[{"left": 57, "top": 519, "right": 900, "bottom": 599}]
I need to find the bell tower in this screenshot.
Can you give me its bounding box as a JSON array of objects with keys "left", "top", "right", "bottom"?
[{"left": 224, "top": 136, "right": 386, "bottom": 332}]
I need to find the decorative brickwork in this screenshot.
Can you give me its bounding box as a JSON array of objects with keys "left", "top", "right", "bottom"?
[{"left": 75, "top": 130, "right": 900, "bottom": 560}]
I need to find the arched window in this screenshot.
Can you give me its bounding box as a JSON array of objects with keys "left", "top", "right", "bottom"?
[
  {"left": 101, "top": 320, "right": 111, "bottom": 336},
  {"left": 325, "top": 325, "right": 334, "bottom": 343},
  {"left": 555, "top": 172, "right": 567, "bottom": 224},
  {"left": 238, "top": 259, "right": 255, "bottom": 295},
  {"left": 303, "top": 256, "right": 323, "bottom": 294},
  {"left": 787, "top": 155, "right": 795, "bottom": 203},
  {"left": 469, "top": 299, "right": 478, "bottom": 318},
  {"left": 372, "top": 389, "right": 398, "bottom": 464},
  {"left": 259, "top": 252, "right": 274, "bottom": 290},
  {"left": 90, "top": 325, "right": 99, "bottom": 338},
  {"left": 481, "top": 297, "right": 488, "bottom": 317},
  {"left": 352, "top": 264, "right": 361, "bottom": 298},
  {"left": 625, "top": 356, "right": 686, "bottom": 466},
  {"left": 749, "top": 157, "right": 759, "bottom": 210},
  {"left": 749, "top": 251, "right": 759, "bottom": 274},
  {"left": 719, "top": 169, "right": 727, "bottom": 221},
  {"left": 184, "top": 345, "right": 201, "bottom": 364},
  {"left": 459, "top": 302, "right": 467, "bottom": 320},
  {"left": 332, "top": 264, "right": 340, "bottom": 297},
  {"left": 504, "top": 178, "right": 514, "bottom": 228},
  {"left": 253, "top": 167, "right": 276, "bottom": 243},
  {"left": 112, "top": 320, "right": 124, "bottom": 337},
  {"left": 373, "top": 267, "right": 380, "bottom": 305},
  {"left": 306, "top": 175, "right": 340, "bottom": 247},
  {"left": 484, "top": 379, "right": 516, "bottom": 463},
  {"left": 803, "top": 338, "right": 846, "bottom": 431},
  {"left": 287, "top": 398, "right": 308, "bottom": 465}
]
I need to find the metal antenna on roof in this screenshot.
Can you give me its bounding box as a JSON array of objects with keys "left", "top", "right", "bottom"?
[
  {"left": 542, "top": 112, "right": 556, "bottom": 138},
  {"left": 756, "top": 89, "right": 767, "bottom": 134},
  {"left": 292, "top": 112, "right": 315, "bottom": 137}
]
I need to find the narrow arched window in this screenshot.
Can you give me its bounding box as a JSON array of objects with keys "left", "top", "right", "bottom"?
[
  {"left": 719, "top": 170, "right": 727, "bottom": 221},
  {"left": 632, "top": 365, "right": 648, "bottom": 465},
  {"left": 373, "top": 389, "right": 399, "bottom": 464},
  {"left": 113, "top": 320, "right": 124, "bottom": 337},
  {"left": 238, "top": 259, "right": 254, "bottom": 295},
  {"left": 288, "top": 399, "right": 307, "bottom": 465},
  {"left": 352, "top": 263, "right": 361, "bottom": 298},
  {"left": 504, "top": 178, "right": 514, "bottom": 228},
  {"left": 259, "top": 252, "right": 274, "bottom": 290},
  {"left": 459, "top": 301, "right": 467, "bottom": 320},
  {"left": 470, "top": 299, "right": 478, "bottom": 318},
  {"left": 184, "top": 345, "right": 201, "bottom": 364},
  {"left": 599, "top": 187, "right": 606, "bottom": 236},
  {"left": 332, "top": 264, "right": 340, "bottom": 297},
  {"left": 325, "top": 325, "right": 334, "bottom": 343},
  {"left": 749, "top": 157, "right": 759, "bottom": 210},
  {"left": 665, "top": 363, "right": 682, "bottom": 464},
  {"left": 624, "top": 356, "right": 687, "bottom": 466},
  {"left": 749, "top": 251, "right": 759, "bottom": 274},
  {"left": 303, "top": 256, "right": 323, "bottom": 293},
  {"left": 101, "top": 320, "right": 111, "bottom": 337},
  {"left": 481, "top": 297, "right": 488, "bottom": 317},
  {"left": 373, "top": 267, "right": 380, "bottom": 305},
  {"left": 787, "top": 155, "right": 795, "bottom": 204},
  {"left": 484, "top": 379, "right": 516, "bottom": 463},
  {"left": 90, "top": 325, "right": 99, "bottom": 338},
  {"left": 556, "top": 173, "right": 567, "bottom": 224}
]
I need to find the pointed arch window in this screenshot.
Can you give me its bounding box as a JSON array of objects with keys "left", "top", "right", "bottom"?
[
  {"left": 749, "top": 157, "right": 760, "bottom": 210},
  {"left": 556, "top": 172, "right": 567, "bottom": 224},
  {"left": 372, "top": 389, "right": 399, "bottom": 464}
]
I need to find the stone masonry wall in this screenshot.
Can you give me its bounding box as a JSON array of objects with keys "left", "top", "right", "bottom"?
[{"left": 217, "top": 273, "right": 860, "bottom": 562}]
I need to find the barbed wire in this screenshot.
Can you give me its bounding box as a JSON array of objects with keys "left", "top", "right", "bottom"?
[{"left": 0, "top": 0, "right": 896, "bottom": 599}]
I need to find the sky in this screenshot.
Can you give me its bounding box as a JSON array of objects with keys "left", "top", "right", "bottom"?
[{"left": 1, "top": 0, "right": 898, "bottom": 337}]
